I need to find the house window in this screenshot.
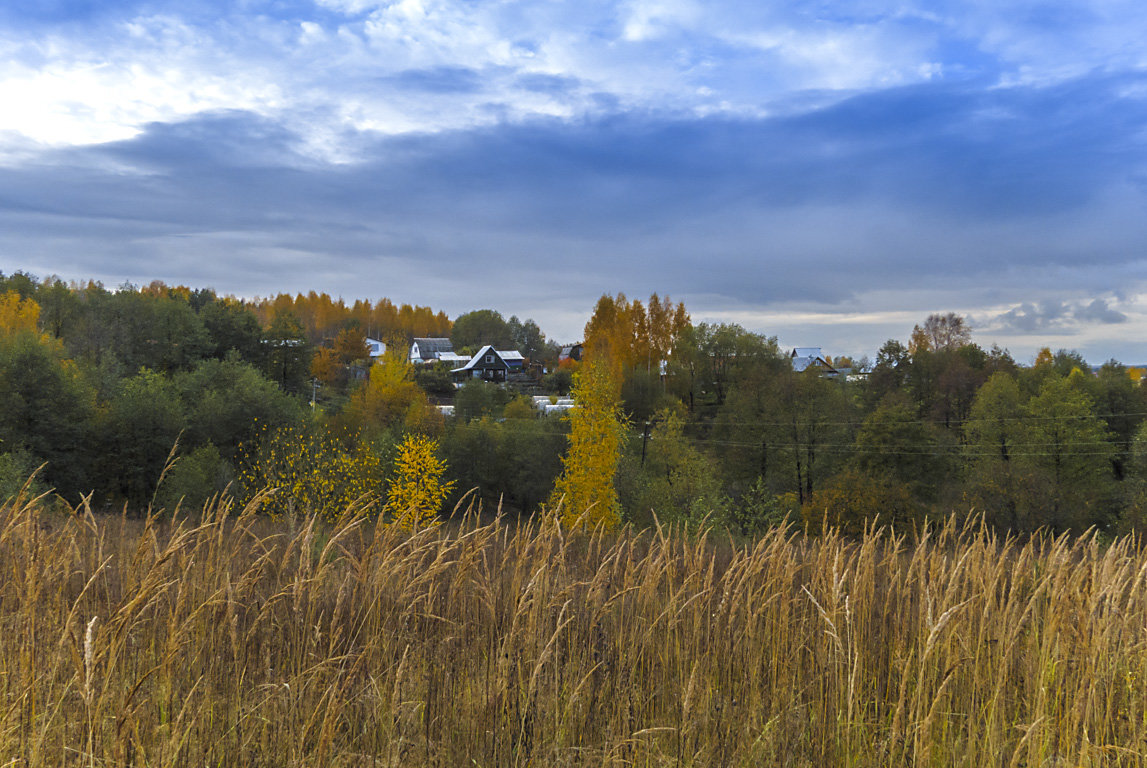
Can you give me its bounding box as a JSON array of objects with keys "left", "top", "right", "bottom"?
[{"left": 485, "top": 354, "right": 494, "bottom": 363}]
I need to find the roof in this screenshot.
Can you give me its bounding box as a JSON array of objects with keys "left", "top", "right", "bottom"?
[
  {"left": 451, "top": 345, "right": 507, "bottom": 372},
  {"left": 499, "top": 350, "right": 525, "bottom": 361},
  {"left": 791, "top": 347, "right": 822, "bottom": 359},
  {"left": 411, "top": 338, "right": 455, "bottom": 362},
  {"left": 792, "top": 352, "right": 840, "bottom": 375}
]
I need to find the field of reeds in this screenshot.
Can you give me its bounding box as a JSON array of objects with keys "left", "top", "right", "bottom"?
[{"left": 2, "top": 486, "right": 1147, "bottom": 767}]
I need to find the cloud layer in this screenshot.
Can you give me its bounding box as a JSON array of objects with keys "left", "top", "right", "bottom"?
[{"left": 1, "top": 0, "right": 1146, "bottom": 360}]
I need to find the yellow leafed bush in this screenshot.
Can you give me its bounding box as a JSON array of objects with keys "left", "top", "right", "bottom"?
[{"left": 239, "top": 422, "right": 386, "bottom": 521}]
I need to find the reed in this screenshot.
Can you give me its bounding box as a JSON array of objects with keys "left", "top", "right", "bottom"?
[{"left": 2, "top": 485, "right": 1146, "bottom": 766}]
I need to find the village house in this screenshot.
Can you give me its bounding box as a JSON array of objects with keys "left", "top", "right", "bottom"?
[
  {"left": 790, "top": 347, "right": 840, "bottom": 377},
  {"left": 365, "top": 338, "right": 387, "bottom": 359},
  {"left": 450, "top": 345, "right": 517, "bottom": 383},
  {"left": 409, "top": 337, "right": 470, "bottom": 366}
]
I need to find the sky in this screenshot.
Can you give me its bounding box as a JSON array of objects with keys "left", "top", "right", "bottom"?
[{"left": 1, "top": 0, "right": 1146, "bottom": 363}]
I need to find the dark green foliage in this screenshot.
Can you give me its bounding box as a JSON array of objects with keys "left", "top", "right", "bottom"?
[
  {"left": 0, "top": 449, "right": 50, "bottom": 501},
  {"left": 199, "top": 297, "right": 263, "bottom": 361},
  {"left": 730, "top": 477, "right": 795, "bottom": 537},
  {"left": 413, "top": 365, "right": 456, "bottom": 396},
  {"left": 154, "top": 443, "right": 232, "bottom": 513},
  {"left": 65, "top": 284, "right": 211, "bottom": 372},
  {"left": 0, "top": 331, "right": 95, "bottom": 499},
  {"left": 853, "top": 394, "right": 951, "bottom": 501},
  {"left": 451, "top": 309, "right": 514, "bottom": 350},
  {"left": 506, "top": 315, "right": 547, "bottom": 360},
  {"left": 454, "top": 380, "right": 512, "bottom": 422},
  {"left": 261, "top": 310, "right": 312, "bottom": 395},
  {"left": 97, "top": 368, "right": 186, "bottom": 506},
  {"left": 443, "top": 416, "right": 567, "bottom": 513},
  {"left": 542, "top": 367, "right": 573, "bottom": 395},
  {"left": 175, "top": 358, "right": 304, "bottom": 460}
]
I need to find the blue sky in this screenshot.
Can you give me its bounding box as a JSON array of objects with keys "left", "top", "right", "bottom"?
[{"left": 1, "top": 0, "right": 1146, "bottom": 362}]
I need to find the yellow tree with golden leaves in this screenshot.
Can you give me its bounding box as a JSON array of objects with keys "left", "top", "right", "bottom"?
[
  {"left": 0, "top": 291, "right": 40, "bottom": 335},
  {"left": 383, "top": 434, "right": 455, "bottom": 530},
  {"left": 547, "top": 357, "right": 626, "bottom": 531}
]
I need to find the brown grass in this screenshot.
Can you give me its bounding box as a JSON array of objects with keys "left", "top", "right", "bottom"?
[{"left": 2, "top": 485, "right": 1147, "bottom": 767}]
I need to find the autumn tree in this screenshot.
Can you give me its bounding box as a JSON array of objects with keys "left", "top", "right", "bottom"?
[
  {"left": 584, "top": 292, "right": 689, "bottom": 376},
  {"left": 548, "top": 358, "right": 626, "bottom": 530},
  {"left": 0, "top": 290, "right": 41, "bottom": 334},
  {"left": 383, "top": 434, "right": 455, "bottom": 530},
  {"left": 910, "top": 312, "right": 972, "bottom": 353},
  {"left": 347, "top": 349, "right": 438, "bottom": 434},
  {"left": 239, "top": 422, "right": 388, "bottom": 521}
]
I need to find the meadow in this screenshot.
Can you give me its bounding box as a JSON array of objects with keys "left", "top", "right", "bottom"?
[{"left": 2, "top": 486, "right": 1146, "bottom": 767}]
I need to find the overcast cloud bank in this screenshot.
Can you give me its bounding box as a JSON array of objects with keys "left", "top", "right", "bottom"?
[{"left": 1, "top": 0, "right": 1146, "bottom": 360}]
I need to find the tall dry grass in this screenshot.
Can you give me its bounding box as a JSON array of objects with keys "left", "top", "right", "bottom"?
[{"left": 2, "top": 484, "right": 1147, "bottom": 767}]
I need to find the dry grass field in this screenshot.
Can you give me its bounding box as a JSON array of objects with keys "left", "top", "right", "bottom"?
[{"left": 2, "top": 485, "right": 1147, "bottom": 767}]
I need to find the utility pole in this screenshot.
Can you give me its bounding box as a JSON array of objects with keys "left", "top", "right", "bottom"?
[{"left": 641, "top": 421, "right": 652, "bottom": 467}]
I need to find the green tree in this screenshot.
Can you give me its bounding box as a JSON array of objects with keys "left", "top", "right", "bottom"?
[
  {"left": 452, "top": 309, "right": 513, "bottom": 350},
  {"left": 618, "top": 408, "right": 728, "bottom": 528},
  {"left": 506, "top": 315, "right": 547, "bottom": 360},
  {"left": 0, "top": 330, "right": 95, "bottom": 499},
  {"left": 776, "top": 368, "right": 853, "bottom": 505},
  {"left": 98, "top": 369, "right": 186, "bottom": 507},
  {"left": 964, "top": 372, "right": 1034, "bottom": 531},
  {"left": 175, "top": 357, "right": 303, "bottom": 461},
  {"left": 1023, "top": 374, "right": 1116, "bottom": 530},
  {"left": 262, "top": 309, "right": 312, "bottom": 395},
  {"left": 199, "top": 296, "right": 263, "bottom": 362},
  {"left": 35, "top": 277, "right": 79, "bottom": 340},
  {"left": 454, "top": 379, "right": 512, "bottom": 423},
  {"left": 1091, "top": 361, "right": 1147, "bottom": 480},
  {"left": 853, "top": 394, "right": 950, "bottom": 500}
]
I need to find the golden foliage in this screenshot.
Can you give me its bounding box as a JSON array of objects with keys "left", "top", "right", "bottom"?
[
  {"left": 0, "top": 291, "right": 40, "bottom": 335},
  {"left": 348, "top": 350, "right": 440, "bottom": 433},
  {"left": 547, "top": 358, "right": 626, "bottom": 530},
  {"left": 382, "top": 433, "right": 455, "bottom": 530},
  {"left": 249, "top": 290, "right": 451, "bottom": 343},
  {"left": 239, "top": 422, "right": 386, "bottom": 521},
  {"left": 309, "top": 347, "right": 342, "bottom": 386},
  {"left": 583, "top": 292, "right": 689, "bottom": 374}
]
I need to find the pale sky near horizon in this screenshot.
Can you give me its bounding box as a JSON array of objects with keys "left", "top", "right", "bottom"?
[{"left": 1, "top": 0, "right": 1146, "bottom": 363}]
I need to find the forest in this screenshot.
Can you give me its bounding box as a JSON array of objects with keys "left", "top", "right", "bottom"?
[{"left": 2, "top": 269, "right": 1146, "bottom": 537}]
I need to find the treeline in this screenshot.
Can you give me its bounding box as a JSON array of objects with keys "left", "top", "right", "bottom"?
[
  {"left": 584, "top": 300, "right": 1147, "bottom": 535},
  {"left": 0, "top": 273, "right": 462, "bottom": 508},
  {"left": 4, "top": 271, "right": 1147, "bottom": 536}
]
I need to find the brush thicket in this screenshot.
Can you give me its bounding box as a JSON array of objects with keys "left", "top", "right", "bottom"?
[{"left": 1, "top": 484, "right": 1146, "bottom": 766}]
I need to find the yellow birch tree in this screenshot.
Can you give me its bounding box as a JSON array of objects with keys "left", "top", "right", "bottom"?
[
  {"left": 383, "top": 433, "right": 455, "bottom": 530},
  {"left": 547, "top": 357, "right": 626, "bottom": 530}
]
